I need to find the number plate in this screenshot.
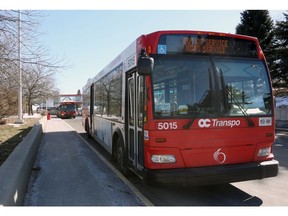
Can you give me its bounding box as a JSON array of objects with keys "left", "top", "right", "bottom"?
[{"left": 259, "top": 117, "right": 272, "bottom": 126}]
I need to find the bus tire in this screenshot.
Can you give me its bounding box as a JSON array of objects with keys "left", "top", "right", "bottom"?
[
  {"left": 85, "top": 119, "right": 92, "bottom": 139},
  {"left": 116, "top": 138, "right": 130, "bottom": 176}
]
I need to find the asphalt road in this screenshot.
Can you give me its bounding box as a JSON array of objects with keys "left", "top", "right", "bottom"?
[{"left": 67, "top": 116, "right": 288, "bottom": 206}]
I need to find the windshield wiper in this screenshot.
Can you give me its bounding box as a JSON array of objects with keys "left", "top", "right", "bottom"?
[
  {"left": 226, "top": 88, "right": 254, "bottom": 127},
  {"left": 217, "top": 67, "right": 254, "bottom": 127},
  {"left": 183, "top": 118, "right": 195, "bottom": 129}
]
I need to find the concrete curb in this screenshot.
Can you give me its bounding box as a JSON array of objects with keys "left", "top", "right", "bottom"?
[{"left": 0, "top": 117, "right": 46, "bottom": 206}]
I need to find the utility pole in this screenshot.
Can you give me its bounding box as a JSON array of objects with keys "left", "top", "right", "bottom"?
[{"left": 16, "top": 10, "right": 23, "bottom": 124}]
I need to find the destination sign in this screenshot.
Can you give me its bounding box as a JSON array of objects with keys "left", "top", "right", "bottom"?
[
  {"left": 183, "top": 36, "right": 228, "bottom": 54},
  {"left": 157, "top": 34, "right": 258, "bottom": 58}
]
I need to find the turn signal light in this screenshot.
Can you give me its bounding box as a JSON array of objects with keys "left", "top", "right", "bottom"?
[{"left": 155, "top": 138, "right": 166, "bottom": 143}]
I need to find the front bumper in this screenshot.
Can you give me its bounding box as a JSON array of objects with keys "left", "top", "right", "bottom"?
[
  {"left": 143, "top": 160, "right": 279, "bottom": 186},
  {"left": 60, "top": 113, "right": 76, "bottom": 118}
]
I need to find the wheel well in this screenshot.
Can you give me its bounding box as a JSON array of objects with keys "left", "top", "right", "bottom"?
[
  {"left": 112, "top": 129, "right": 123, "bottom": 160},
  {"left": 84, "top": 117, "right": 93, "bottom": 139},
  {"left": 85, "top": 118, "right": 89, "bottom": 132}
]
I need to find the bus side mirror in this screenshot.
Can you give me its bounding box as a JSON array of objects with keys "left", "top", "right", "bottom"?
[{"left": 137, "top": 48, "right": 154, "bottom": 75}]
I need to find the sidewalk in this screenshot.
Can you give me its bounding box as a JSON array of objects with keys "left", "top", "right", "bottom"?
[{"left": 24, "top": 118, "right": 146, "bottom": 206}]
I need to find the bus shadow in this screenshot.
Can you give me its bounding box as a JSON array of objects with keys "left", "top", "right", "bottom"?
[
  {"left": 196, "top": 184, "right": 263, "bottom": 206},
  {"left": 140, "top": 182, "right": 263, "bottom": 206}
]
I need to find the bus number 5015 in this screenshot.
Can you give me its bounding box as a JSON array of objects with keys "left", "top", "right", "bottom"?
[{"left": 157, "top": 122, "right": 178, "bottom": 130}]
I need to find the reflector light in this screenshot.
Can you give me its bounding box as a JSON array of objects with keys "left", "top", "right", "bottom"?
[
  {"left": 151, "top": 155, "right": 176, "bottom": 163},
  {"left": 266, "top": 133, "right": 273, "bottom": 137},
  {"left": 145, "top": 45, "right": 152, "bottom": 54},
  {"left": 155, "top": 138, "right": 166, "bottom": 143},
  {"left": 258, "top": 147, "right": 271, "bottom": 157}
]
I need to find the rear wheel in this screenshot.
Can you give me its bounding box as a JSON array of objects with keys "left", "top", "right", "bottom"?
[
  {"left": 85, "top": 119, "right": 92, "bottom": 139},
  {"left": 116, "top": 138, "right": 130, "bottom": 176}
]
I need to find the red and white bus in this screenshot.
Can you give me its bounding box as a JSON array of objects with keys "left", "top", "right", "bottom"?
[
  {"left": 57, "top": 101, "right": 77, "bottom": 119},
  {"left": 82, "top": 30, "right": 278, "bottom": 185}
]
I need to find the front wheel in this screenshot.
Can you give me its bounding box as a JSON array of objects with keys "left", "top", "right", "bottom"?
[{"left": 116, "top": 138, "right": 130, "bottom": 176}]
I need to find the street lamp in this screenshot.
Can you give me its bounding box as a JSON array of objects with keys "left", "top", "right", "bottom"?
[{"left": 16, "top": 10, "right": 23, "bottom": 124}]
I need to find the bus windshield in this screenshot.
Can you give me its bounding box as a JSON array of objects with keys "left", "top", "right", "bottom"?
[
  {"left": 151, "top": 55, "right": 273, "bottom": 118},
  {"left": 59, "top": 103, "right": 76, "bottom": 111}
]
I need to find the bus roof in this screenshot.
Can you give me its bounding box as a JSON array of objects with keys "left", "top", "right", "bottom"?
[
  {"left": 142, "top": 30, "right": 258, "bottom": 40},
  {"left": 83, "top": 30, "right": 260, "bottom": 90}
]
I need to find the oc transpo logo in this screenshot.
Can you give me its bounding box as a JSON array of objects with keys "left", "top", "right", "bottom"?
[
  {"left": 198, "top": 118, "right": 241, "bottom": 128},
  {"left": 213, "top": 148, "right": 227, "bottom": 164},
  {"left": 198, "top": 119, "right": 211, "bottom": 128}
]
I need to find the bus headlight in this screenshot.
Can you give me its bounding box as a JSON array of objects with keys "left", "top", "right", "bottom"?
[
  {"left": 151, "top": 155, "right": 176, "bottom": 163},
  {"left": 258, "top": 147, "right": 271, "bottom": 157}
]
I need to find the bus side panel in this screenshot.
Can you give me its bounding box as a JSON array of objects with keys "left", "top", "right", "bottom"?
[{"left": 94, "top": 116, "right": 113, "bottom": 154}]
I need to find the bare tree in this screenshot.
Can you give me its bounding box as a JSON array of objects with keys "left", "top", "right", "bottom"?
[
  {"left": 0, "top": 10, "right": 65, "bottom": 117},
  {"left": 0, "top": 13, "right": 19, "bottom": 118},
  {"left": 23, "top": 63, "right": 60, "bottom": 115}
]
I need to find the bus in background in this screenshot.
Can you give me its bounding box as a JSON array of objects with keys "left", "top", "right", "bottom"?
[
  {"left": 57, "top": 101, "right": 77, "bottom": 119},
  {"left": 82, "top": 30, "right": 278, "bottom": 185}
]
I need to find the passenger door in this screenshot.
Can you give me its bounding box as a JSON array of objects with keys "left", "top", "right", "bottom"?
[{"left": 127, "top": 72, "right": 144, "bottom": 171}]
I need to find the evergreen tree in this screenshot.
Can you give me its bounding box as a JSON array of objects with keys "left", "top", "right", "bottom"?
[
  {"left": 236, "top": 10, "right": 274, "bottom": 50},
  {"left": 236, "top": 10, "right": 276, "bottom": 87},
  {"left": 273, "top": 12, "right": 288, "bottom": 88}
]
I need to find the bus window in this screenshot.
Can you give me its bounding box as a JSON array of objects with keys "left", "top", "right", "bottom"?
[
  {"left": 214, "top": 58, "right": 272, "bottom": 116},
  {"left": 151, "top": 55, "right": 272, "bottom": 118},
  {"left": 128, "top": 78, "right": 135, "bottom": 126},
  {"left": 138, "top": 75, "right": 144, "bottom": 128}
]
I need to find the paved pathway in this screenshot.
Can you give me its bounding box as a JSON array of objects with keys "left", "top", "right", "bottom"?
[{"left": 24, "top": 118, "right": 145, "bottom": 206}]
